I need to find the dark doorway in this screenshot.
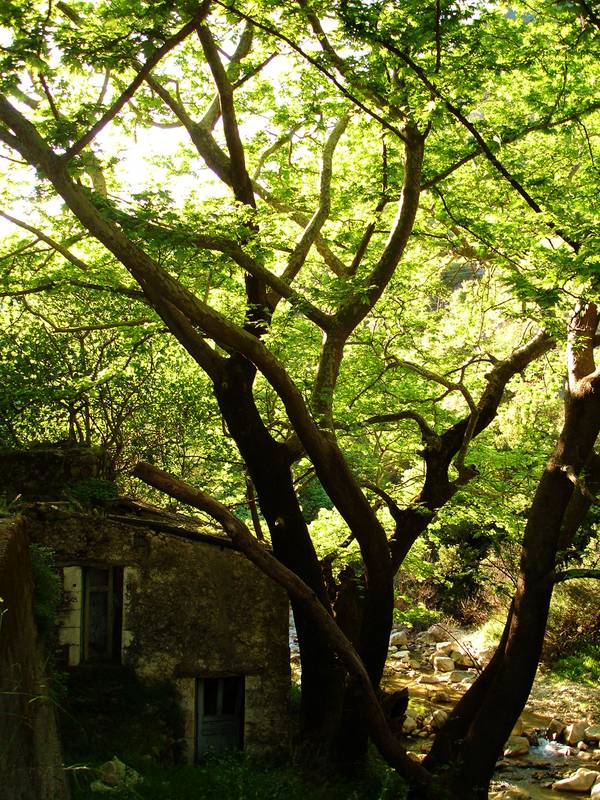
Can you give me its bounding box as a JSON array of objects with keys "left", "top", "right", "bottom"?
[
  {"left": 196, "top": 676, "right": 245, "bottom": 759},
  {"left": 82, "top": 566, "right": 123, "bottom": 662}
]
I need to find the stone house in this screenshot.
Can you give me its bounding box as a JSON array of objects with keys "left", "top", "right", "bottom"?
[{"left": 1, "top": 448, "right": 290, "bottom": 762}]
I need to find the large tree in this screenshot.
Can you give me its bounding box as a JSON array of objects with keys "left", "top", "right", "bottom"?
[{"left": 1, "top": 1, "right": 599, "bottom": 797}]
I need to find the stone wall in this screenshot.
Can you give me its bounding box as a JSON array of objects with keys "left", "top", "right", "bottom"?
[
  {"left": 0, "top": 446, "right": 111, "bottom": 502},
  {"left": 0, "top": 517, "right": 69, "bottom": 800},
  {"left": 26, "top": 507, "right": 290, "bottom": 761}
]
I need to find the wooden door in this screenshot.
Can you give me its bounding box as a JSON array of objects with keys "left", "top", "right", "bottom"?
[{"left": 196, "top": 676, "right": 244, "bottom": 758}]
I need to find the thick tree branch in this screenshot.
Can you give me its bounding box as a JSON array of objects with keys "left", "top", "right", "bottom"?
[
  {"left": 311, "top": 128, "right": 425, "bottom": 424},
  {"left": 197, "top": 24, "right": 255, "bottom": 206},
  {"left": 253, "top": 181, "right": 348, "bottom": 276},
  {"left": 214, "top": 0, "right": 407, "bottom": 142},
  {"left": 253, "top": 125, "right": 299, "bottom": 181},
  {"left": 568, "top": 301, "right": 597, "bottom": 390},
  {"left": 0, "top": 281, "right": 146, "bottom": 302},
  {"left": 198, "top": 22, "right": 254, "bottom": 132},
  {"left": 553, "top": 568, "right": 600, "bottom": 584},
  {"left": 363, "top": 481, "right": 403, "bottom": 524},
  {"left": 0, "top": 94, "right": 391, "bottom": 580},
  {"left": 389, "top": 358, "right": 477, "bottom": 413},
  {"left": 337, "top": 126, "right": 425, "bottom": 333},
  {"left": 359, "top": 411, "right": 439, "bottom": 445},
  {"left": 388, "top": 330, "right": 555, "bottom": 570}
]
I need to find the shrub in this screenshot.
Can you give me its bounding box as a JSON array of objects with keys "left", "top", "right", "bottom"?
[
  {"left": 548, "top": 644, "right": 600, "bottom": 686},
  {"left": 543, "top": 580, "right": 600, "bottom": 665}
]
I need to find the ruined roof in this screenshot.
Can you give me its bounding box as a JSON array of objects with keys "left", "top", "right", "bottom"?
[{"left": 104, "top": 496, "right": 239, "bottom": 550}]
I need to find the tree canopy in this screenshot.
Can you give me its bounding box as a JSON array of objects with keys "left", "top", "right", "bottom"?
[{"left": 1, "top": 1, "right": 599, "bottom": 797}]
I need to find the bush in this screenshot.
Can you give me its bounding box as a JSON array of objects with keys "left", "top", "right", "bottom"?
[
  {"left": 30, "top": 544, "right": 61, "bottom": 639},
  {"left": 543, "top": 580, "right": 600, "bottom": 666},
  {"left": 548, "top": 643, "right": 600, "bottom": 685},
  {"left": 67, "top": 478, "right": 118, "bottom": 508},
  {"left": 61, "top": 666, "right": 185, "bottom": 764},
  {"left": 393, "top": 601, "right": 442, "bottom": 631}
]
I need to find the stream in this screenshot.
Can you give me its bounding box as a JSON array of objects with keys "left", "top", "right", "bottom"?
[
  {"left": 384, "top": 671, "right": 599, "bottom": 800},
  {"left": 289, "top": 617, "right": 599, "bottom": 799}
]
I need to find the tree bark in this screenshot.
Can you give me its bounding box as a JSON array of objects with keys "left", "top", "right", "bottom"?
[{"left": 213, "top": 353, "right": 347, "bottom": 751}]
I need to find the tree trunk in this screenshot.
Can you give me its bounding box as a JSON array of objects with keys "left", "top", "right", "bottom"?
[
  {"left": 426, "top": 310, "right": 600, "bottom": 796},
  {"left": 213, "top": 354, "right": 347, "bottom": 753}
]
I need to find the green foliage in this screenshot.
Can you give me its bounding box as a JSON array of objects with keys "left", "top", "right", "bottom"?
[
  {"left": 298, "top": 478, "right": 333, "bottom": 524},
  {"left": 548, "top": 645, "right": 600, "bottom": 686},
  {"left": 1, "top": 3, "right": 600, "bottom": 781},
  {"left": 29, "top": 543, "right": 68, "bottom": 704},
  {"left": 69, "top": 751, "right": 407, "bottom": 800},
  {"left": 29, "top": 544, "right": 61, "bottom": 641},
  {"left": 543, "top": 579, "right": 600, "bottom": 672},
  {"left": 61, "top": 667, "right": 185, "bottom": 764},
  {"left": 393, "top": 602, "right": 442, "bottom": 631},
  {"left": 67, "top": 478, "right": 118, "bottom": 507}
]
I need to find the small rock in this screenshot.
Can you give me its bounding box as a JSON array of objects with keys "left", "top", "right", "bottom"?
[
  {"left": 433, "top": 656, "right": 455, "bottom": 672},
  {"left": 477, "top": 646, "right": 496, "bottom": 665},
  {"left": 431, "top": 691, "right": 450, "bottom": 703},
  {"left": 430, "top": 709, "right": 449, "bottom": 730},
  {"left": 449, "top": 670, "right": 475, "bottom": 684},
  {"left": 552, "top": 768, "right": 600, "bottom": 792},
  {"left": 546, "top": 718, "right": 566, "bottom": 740},
  {"left": 92, "top": 757, "right": 141, "bottom": 793},
  {"left": 98, "top": 758, "right": 126, "bottom": 788},
  {"left": 565, "top": 721, "right": 588, "bottom": 745},
  {"left": 493, "top": 788, "right": 531, "bottom": 800},
  {"left": 577, "top": 752, "right": 594, "bottom": 761},
  {"left": 504, "top": 736, "right": 530, "bottom": 757},
  {"left": 417, "top": 673, "right": 447, "bottom": 685},
  {"left": 90, "top": 781, "right": 113, "bottom": 793},
  {"left": 578, "top": 741, "right": 589, "bottom": 751},
  {"left": 402, "top": 715, "right": 417, "bottom": 734},
  {"left": 591, "top": 782, "right": 600, "bottom": 798},
  {"left": 426, "top": 624, "right": 450, "bottom": 642},
  {"left": 390, "top": 630, "right": 408, "bottom": 648},
  {"left": 435, "top": 641, "right": 455, "bottom": 654},
  {"left": 586, "top": 726, "right": 600, "bottom": 742}
]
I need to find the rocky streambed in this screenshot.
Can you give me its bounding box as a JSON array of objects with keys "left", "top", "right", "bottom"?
[
  {"left": 382, "top": 623, "right": 600, "bottom": 800},
  {"left": 290, "top": 618, "right": 600, "bottom": 799}
]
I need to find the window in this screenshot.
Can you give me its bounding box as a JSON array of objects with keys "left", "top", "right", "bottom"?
[
  {"left": 82, "top": 566, "right": 123, "bottom": 662},
  {"left": 196, "top": 676, "right": 244, "bottom": 759}
]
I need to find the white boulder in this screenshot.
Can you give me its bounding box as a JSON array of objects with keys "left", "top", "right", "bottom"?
[
  {"left": 433, "top": 655, "right": 455, "bottom": 672},
  {"left": 390, "top": 629, "right": 409, "bottom": 647},
  {"left": 552, "top": 768, "right": 600, "bottom": 793},
  {"left": 426, "top": 624, "right": 450, "bottom": 642},
  {"left": 503, "top": 736, "right": 530, "bottom": 757},
  {"left": 565, "top": 721, "right": 588, "bottom": 745}
]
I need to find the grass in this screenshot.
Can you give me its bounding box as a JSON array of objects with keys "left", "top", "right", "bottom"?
[
  {"left": 548, "top": 642, "right": 600, "bottom": 686},
  {"left": 68, "top": 752, "right": 408, "bottom": 800}
]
